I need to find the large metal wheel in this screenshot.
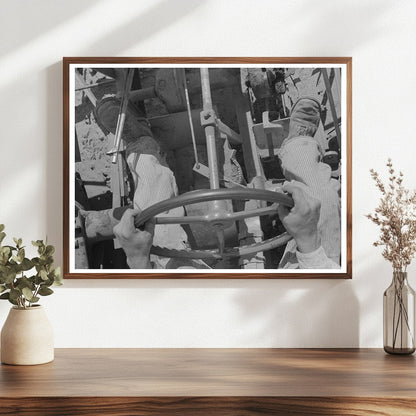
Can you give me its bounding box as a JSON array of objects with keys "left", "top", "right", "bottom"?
[{"left": 133, "top": 188, "right": 294, "bottom": 260}]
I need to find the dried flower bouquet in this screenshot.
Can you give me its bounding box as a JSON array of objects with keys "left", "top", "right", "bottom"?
[
  {"left": 367, "top": 159, "right": 416, "bottom": 353},
  {"left": 367, "top": 159, "right": 416, "bottom": 272}
]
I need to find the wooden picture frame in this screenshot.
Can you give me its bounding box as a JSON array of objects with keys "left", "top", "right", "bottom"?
[{"left": 63, "top": 57, "right": 352, "bottom": 279}]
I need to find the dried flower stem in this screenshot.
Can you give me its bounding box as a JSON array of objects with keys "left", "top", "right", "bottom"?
[{"left": 366, "top": 159, "right": 416, "bottom": 272}]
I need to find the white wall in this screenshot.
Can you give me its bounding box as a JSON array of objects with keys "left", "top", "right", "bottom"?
[{"left": 0, "top": 0, "right": 415, "bottom": 348}]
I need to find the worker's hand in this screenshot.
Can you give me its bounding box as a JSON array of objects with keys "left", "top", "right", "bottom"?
[
  {"left": 277, "top": 181, "right": 321, "bottom": 253},
  {"left": 113, "top": 209, "right": 155, "bottom": 269}
]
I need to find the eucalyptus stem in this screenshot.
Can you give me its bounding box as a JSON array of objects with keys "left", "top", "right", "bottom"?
[
  {"left": 0, "top": 225, "right": 62, "bottom": 309},
  {"left": 32, "top": 284, "right": 41, "bottom": 303}
]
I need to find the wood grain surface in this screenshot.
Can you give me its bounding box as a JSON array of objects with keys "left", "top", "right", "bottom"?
[
  {"left": 1, "top": 397, "right": 416, "bottom": 416},
  {"left": 1, "top": 348, "right": 415, "bottom": 415}
]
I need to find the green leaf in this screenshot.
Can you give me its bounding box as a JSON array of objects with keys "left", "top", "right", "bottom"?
[
  {"left": 42, "top": 256, "right": 54, "bottom": 266},
  {"left": 0, "top": 292, "right": 15, "bottom": 305},
  {"left": 0, "top": 232, "right": 6, "bottom": 244},
  {"left": 0, "top": 265, "right": 7, "bottom": 279},
  {"left": 17, "top": 276, "right": 35, "bottom": 291},
  {"left": 0, "top": 290, "right": 8, "bottom": 298},
  {"left": 0, "top": 224, "right": 5, "bottom": 232},
  {"left": 39, "top": 270, "right": 48, "bottom": 281},
  {"left": 32, "top": 240, "right": 43, "bottom": 247},
  {"left": 0, "top": 246, "right": 10, "bottom": 255},
  {"left": 38, "top": 287, "right": 53, "bottom": 296},
  {"left": 41, "top": 276, "right": 53, "bottom": 287},
  {"left": 8, "top": 297, "right": 18, "bottom": 306},
  {"left": 17, "top": 248, "right": 25, "bottom": 263},
  {"left": 22, "top": 287, "right": 34, "bottom": 301},
  {"left": 13, "top": 237, "right": 22, "bottom": 248},
  {"left": 8, "top": 264, "right": 20, "bottom": 275},
  {"left": 1, "top": 270, "right": 17, "bottom": 285},
  {"left": 9, "top": 288, "right": 21, "bottom": 301},
  {"left": 0, "top": 285, "right": 6, "bottom": 293},
  {"left": 3, "top": 245, "right": 17, "bottom": 251},
  {"left": 0, "top": 246, "right": 11, "bottom": 265},
  {"left": 22, "top": 289, "right": 39, "bottom": 304},
  {"left": 20, "top": 258, "right": 34, "bottom": 271},
  {"left": 34, "top": 274, "right": 43, "bottom": 285},
  {"left": 52, "top": 267, "right": 63, "bottom": 285},
  {"left": 45, "top": 245, "right": 55, "bottom": 256}
]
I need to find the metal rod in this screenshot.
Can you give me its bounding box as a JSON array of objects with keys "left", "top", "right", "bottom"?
[
  {"left": 184, "top": 70, "right": 199, "bottom": 168},
  {"left": 266, "top": 133, "right": 274, "bottom": 158},
  {"left": 75, "top": 70, "right": 97, "bottom": 107},
  {"left": 321, "top": 68, "right": 342, "bottom": 149},
  {"left": 215, "top": 228, "right": 225, "bottom": 256},
  {"left": 110, "top": 68, "right": 135, "bottom": 164},
  {"left": 75, "top": 79, "right": 116, "bottom": 91},
  {"left": 201, "top": 68, "right": 213, "bottom": 111},
  {"left": 217, "top": 120, "right": 242, "bottom": 145},
  {"left": 282, "top": 93, "right": 287, "bottom": 117},
  {"left": 128, "top": 86, "right": 157, "bottom": 102},
  {"left": 152, "top": 204, "right": 280, "bottom": 225},
  {"left": 200, "top": 68, "right": 220, "bottom": 189},
  {"left": 199, "top": 68, "right": 228, "bottom": 239}
]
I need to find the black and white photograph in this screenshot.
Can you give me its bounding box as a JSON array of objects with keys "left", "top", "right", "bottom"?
[{"left": 64, "top": 58, "right": 351, "bottom": 278}]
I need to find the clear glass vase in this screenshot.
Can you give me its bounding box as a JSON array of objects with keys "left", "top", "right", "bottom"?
[{"left": 383, "top": 271, "right": 415, "bottom": 355}]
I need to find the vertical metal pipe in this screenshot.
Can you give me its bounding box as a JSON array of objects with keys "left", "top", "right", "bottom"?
[
  {"left": 183, "top": 69, "right": 200, "bottom": 168},
  {"left": 200, "top": 68, "right": 220, "bottom": 190},
  {"left": 322, "top": 68, "right": 342, "bottom": 149},
  {"left": 200, "top": 68, "right": 213, "bottom": 110},
  {"left": 111, "top": 68, "right": 135, "bottom": 164},
  {"left": 200, "top": 68, "right": 227, "bottom": 255}
]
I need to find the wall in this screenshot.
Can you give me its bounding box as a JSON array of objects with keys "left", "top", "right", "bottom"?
[{"left": 0, "top": 0, "right": 415, "bottom": 348}]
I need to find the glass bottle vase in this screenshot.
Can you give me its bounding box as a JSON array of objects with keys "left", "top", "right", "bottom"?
[{"left": 383, "top": 271, "right": 415, "bottom": 355}]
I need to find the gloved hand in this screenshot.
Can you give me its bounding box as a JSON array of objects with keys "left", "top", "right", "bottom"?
[
  {"left": 277, "top": 180, "right": 321, "bottom": 254},
  {"left": 113, "top": 209, "right": 155, "bottom": 269}
]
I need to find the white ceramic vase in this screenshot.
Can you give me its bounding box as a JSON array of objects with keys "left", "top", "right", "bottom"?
[{"left": 1, "top": 305, "right": 54, "bottom": 365}]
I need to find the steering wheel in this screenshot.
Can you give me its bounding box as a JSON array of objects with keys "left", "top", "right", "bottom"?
[{"left": 134, "top": 187, "right": 294, "bottom": 260}]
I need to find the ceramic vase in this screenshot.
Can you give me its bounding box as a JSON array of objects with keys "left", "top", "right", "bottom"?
[{"left": 1, "top": 305, "right": 54, "bottom": 365}]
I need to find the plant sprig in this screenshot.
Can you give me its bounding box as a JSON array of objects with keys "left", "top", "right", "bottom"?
[
  {"left": 0, "top": 224, "right": 62, "bottom": 308},
  {"left": 366, "top": 159, "right": 416, "bottom": 271}
]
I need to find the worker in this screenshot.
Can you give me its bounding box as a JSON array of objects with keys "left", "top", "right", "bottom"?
[
  {"left": 277, "top": 97, "right": 341, "bottom": 268},
  {"left": 113, "top": 96, "right": 341, "bottom": 270},
  {"left": 113, "top": 179, "right": 339, "bottom": 269},
  {"left": 113, "top": 93, "right": 341, "bottom": 270}
]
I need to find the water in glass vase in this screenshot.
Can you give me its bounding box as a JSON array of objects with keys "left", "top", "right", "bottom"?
[{"left": 383, "top": 271, "right": 415, "bottom": 355}]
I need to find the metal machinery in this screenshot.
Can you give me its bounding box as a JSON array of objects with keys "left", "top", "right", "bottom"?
[{"left": 74, "top": 66, "right": 341, "bottom": 269}]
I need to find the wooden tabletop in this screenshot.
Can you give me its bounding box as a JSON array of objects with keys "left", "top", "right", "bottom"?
[{"left": 1, "top": 348, "right": 416, "bottom": 415}]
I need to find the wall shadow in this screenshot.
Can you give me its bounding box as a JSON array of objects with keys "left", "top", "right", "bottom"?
[
  {"left": 1, "top": 0, "right": 102, "bottom": 56},
  {"left": 84, "top": 0, "right": 205, "bottom": 55},
  {"left": 233, "top": 279, "right": 359, "bottom": 347},
  {"left": 294, "top": 0, "right": 393, "bottom": 52}
]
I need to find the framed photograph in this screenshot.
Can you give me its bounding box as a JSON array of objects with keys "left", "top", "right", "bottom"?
[{"left": 63, "top": 57, "right": 352, "bottom": 279}]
